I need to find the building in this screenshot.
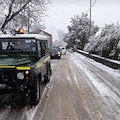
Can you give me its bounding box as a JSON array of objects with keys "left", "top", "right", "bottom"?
[{"left": 31, "top": 29, "right": 52, "bottom": 46}]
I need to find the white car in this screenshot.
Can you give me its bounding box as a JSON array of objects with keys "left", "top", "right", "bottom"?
[{"left": 61, "top": 47, "right": 66, "bottom": 55}]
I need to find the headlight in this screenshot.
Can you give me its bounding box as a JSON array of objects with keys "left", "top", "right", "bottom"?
[
  {"left": 17, "top": 72, "right": 24, "bottom": 80},
  {"left": 25, "top": 71, "right": 29, "bottom": 74},
  {"left": 58, "top": 52, "right": 61, "bottom": 55}
]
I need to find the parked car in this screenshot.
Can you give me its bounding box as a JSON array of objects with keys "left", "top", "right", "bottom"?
[
  {"left": 60, "top": 47, "right": 66, "bottom": 55},
  {"left": 49, "top": 46, "right": 61, "bottom": 59},
  {"left": 0, "top": 32, "right": 52, "bottom": 106}
]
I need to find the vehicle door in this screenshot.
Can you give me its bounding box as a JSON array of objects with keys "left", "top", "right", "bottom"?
[{"left": 37, "top": 40, "right": 47, "bottom": 78}]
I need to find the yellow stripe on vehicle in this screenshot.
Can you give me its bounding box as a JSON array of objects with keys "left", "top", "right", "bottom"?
[
  {"left": 43, "top": 56, "right": 50, "bottom": 63},
  {"left": 0, "top": 66, "right": 15, "bottom": 68},
  {"left": 36, "top": 55, "right": 50, "bottom": 69},
  {"left": 16, "top": 67, "right": 31, "bottom": 70},
  {"left": 36, "top": 61, "right": 42, "bottom": 68}
]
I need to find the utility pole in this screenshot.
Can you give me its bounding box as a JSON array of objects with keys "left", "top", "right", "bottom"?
[
  {"left": 28, "top": 0, "right": 30, "bottom": 34},
  {"left": 89, "top": 0, "right": 92, "bottom": 37},
  {"left": 20, "top": 0, "right": 22, "bottom": 28}
]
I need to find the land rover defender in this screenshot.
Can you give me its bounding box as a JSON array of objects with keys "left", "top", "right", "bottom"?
[{"left": 0, "top": 33, "right": 51, "bottom": 105}]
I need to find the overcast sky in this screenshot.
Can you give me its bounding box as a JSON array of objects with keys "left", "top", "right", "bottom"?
[{"left": 44, "top": 0, "right": 120, "bottom": 40}]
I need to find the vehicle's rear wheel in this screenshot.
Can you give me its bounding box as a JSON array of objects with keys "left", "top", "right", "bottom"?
[
  {"left": 44, "top": 68, "right": 50, "bottom": 84},
  {"left": 29, "top": 78, "right": 41, "bottom": 106}
]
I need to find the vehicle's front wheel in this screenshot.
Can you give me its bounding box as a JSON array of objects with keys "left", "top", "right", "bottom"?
[
  {"left": 29, "top": 78, "right": 41, "bottom": 106},
  {"left": 58, "top": 56, "right": 61, "bottom": 59}
]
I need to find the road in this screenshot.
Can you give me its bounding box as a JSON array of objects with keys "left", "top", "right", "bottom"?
[
  {"left": 0, "top": 81, "right": 47, "bottom": 120},
  {"left": 0, "top": 52, "right": 120, "bottom": 120},
  {"left": 41, "top": 52, "right": 120, "bottom": 120}
]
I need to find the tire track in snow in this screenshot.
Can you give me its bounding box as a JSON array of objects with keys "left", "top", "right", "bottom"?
[{"left": 72, "top": 53, "right": 120, "bottom": 119}]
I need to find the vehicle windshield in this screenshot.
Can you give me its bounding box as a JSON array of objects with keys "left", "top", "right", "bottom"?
[
  {"left": 50, "top": 46, "right": 61, "bottom": 52},
  {"left": 0, "top": 38, "right": 36, "bottom": 52}
]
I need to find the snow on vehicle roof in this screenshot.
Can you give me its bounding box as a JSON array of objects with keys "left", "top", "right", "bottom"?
[{"left": 0, "top": 34, "right": 48, "bottom": 40}]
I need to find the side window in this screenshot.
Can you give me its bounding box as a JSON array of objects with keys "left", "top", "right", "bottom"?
[
  {"left": 41, "top": 41, "right": 45, "bottom": 50},
  {"left": 45, "top": 41, "right": 48, "bottom": 48},
  {"left": 40, "top": 40, "right": 49, "bottom": 56},
  {"left": 45, "top": 41, "right": 49, "bottom": 53},
  {"left": 40, "top": 41, "right": 45, "bottom": 57},
  {"left": 37, "top": 41, "right": 41, "bottom": 58}
]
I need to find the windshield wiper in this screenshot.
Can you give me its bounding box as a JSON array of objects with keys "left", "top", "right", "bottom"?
[{"left": 13, "top": 49, "right": 25, "bottom": 52}]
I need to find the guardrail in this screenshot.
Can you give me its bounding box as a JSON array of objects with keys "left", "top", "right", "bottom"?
[{"left": 76, "top": 50, "right": 120, "bottom": 69}]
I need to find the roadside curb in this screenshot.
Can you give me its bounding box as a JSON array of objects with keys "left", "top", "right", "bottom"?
[
  {"left": 32, "top": 83, "right": 51, "bottom": 120},
  {"left": 76, "top": 50, "right": 120, "bottom": 69}
]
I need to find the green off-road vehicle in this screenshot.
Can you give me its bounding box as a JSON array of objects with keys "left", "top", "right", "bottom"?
[{"left": 0, "top": 33, "right": 51, "bottom": 105}]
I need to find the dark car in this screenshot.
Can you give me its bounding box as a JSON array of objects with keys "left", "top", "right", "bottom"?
[{"left": 49, "top": 46, "right": 61, "bottom": 59}]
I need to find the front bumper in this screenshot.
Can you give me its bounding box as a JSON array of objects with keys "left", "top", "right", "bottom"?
[
  {"left": 0, "top": 68, "right": 31, "bottom": 92},
  {"left": 50, "top": 52, "right": 61, "bottom": 59}
]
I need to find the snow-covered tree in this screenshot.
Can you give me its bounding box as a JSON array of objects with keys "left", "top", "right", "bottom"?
[
  {"left": 0, "top": 0, "right": 50, "bottom": 34},
  {"left": 84, "top": 35, "right": 99, "bottom": 54},
  {"left": 57, "top": 29, "right": 65, "bottom": 40},
  {"left": 63, "top": 13, "right": 99, "bottom": 50},
  {"left": 84, "top": 23, "right": 120, "bottom": 60}
]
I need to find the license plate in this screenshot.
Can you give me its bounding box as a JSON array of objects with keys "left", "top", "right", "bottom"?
[{"left": 0, "top": 84, "right": 6, "bottom": 88}]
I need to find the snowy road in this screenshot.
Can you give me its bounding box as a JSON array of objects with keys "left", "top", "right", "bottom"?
[
  {"left": 41, "top": 52, "right": 120, "bottom": 120},
  {"left": 0, "top": 82, "right": 48, "bottom": 120},
  {"left": 0, "top": 52, "right": 120, "bottom": 120}
]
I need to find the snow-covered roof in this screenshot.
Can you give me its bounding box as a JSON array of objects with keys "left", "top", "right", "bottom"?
[{"left": 0, "top": 34, "right": 48, "bottom": 40}]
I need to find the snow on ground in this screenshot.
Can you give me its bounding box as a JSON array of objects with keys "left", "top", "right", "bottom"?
[
  {"left": 70, "top": 52, "right": 120, "bottom": 96},
  {"left": 107, "top": 59, "right": 120, "bottom": 64},
  {"left": 71, "top": 52, "right": 120, "bottom": 79},
  {"left": 77, "top": 50, "right": 120, "bottom": 64},
  {"left": 23, "top": 106, "right": 37, "bottom": 120},
  {"left": 22, "top": 84, "right": 51, "bottom": 120},
  {"left": 71, "top": 54, "right": 114, "bottom": 96},
  {"left": 69, "top": 52, "right": 120, "bottom": 111},
  {"left": 65, "top": 61, "right": 73, "bottom": 87}
]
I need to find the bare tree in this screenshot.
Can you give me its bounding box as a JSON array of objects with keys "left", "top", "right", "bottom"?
[
  {"left": 57, "top": 29, "right": 65, "bottom": 40},
  {"left": 0, "top": 0, "right": 51, "bottom": 34}
]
